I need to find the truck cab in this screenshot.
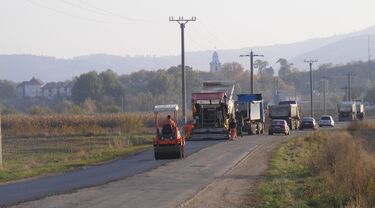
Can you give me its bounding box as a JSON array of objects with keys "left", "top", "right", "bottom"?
[{"left": 338, "top": 102, "right": 357, "bottom": 121}]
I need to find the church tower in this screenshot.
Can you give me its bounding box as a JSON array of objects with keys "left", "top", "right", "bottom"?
[{"left": 210, "top": 51, "right": 221, "bottom": 73}]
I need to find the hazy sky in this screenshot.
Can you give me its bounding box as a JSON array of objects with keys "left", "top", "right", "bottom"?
[{"left": 1, "top": 0, "right": 375, "bottom": 58}]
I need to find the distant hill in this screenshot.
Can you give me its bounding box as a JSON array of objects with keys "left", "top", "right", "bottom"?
[
  {"left": 291, "top": 34, "right": 375, "bottom": 69},
  {"left": 1, "top": 25, "right": 375, "bottom": 82}
]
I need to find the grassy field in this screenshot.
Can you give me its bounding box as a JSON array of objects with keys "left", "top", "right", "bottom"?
[
  {"left": 0, "top": 134, "right": 153, "bottom": 183},
  {"left": 260, "top": 122, "right": 375, "bottom": 208},
  {"left": 0, "top": 113, "right": 156, "bottom": 183},
  {"left": 1, "top": 113, "right": 154, "bottom": 138}
]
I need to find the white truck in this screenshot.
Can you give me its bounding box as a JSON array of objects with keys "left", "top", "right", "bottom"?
[{"left": 338, "top": 101, "right": 357, "bottom": 121}]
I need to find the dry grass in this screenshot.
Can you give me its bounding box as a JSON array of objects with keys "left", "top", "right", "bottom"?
[
  {"left": 1, "top": 113, "right": 154, "bottom": 138},
  {"left": 305, "top": 132, "right": 375, "bottom": 207},
  {"left": 261, "top": 127, "right": 375, "bottom": 207},
  {"left": 347, "top": 120, "right": 375, "bottom": 131}
]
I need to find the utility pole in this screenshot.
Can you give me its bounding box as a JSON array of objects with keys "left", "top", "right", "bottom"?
[
  {"left": 121, "top": 95, "right": 124, "bottom": 113},
  {"left": 169, "top": 16, "right": 196, "bottom": 124},
  {"left": 304, "top": 59, "right": 318, "bottom": 117},
  {"left": 0, "top": 112, "right": 2, "bottom": 169},
  {"left": 344, "top": 72, "right": 355, "bottom": 101},
  {"left": 320, "top": 76, "right": 329, "bottom": 114},
  {"left": 368, "top": 35, "right": 372, "bottom": 81},
  {"left": 341, "top": 86, "right": 349, "bottom": 101},
  {"left": 240, "top": 50, "right": 264, "bottom": 94}
]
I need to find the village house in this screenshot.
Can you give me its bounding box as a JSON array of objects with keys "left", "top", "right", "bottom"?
[
  {"left": 42, "top": 81, "right": 73, "bottom": 99},
  {"left": 16, "top": 77, "right": 44, "bottom": 98},
  {"left": 17, "top": 77, "right": 73, "bottom": 99}
]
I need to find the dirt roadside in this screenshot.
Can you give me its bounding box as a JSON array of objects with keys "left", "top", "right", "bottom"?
[{"left": 179, "top": 136, "right": 288, "bottom": 208}]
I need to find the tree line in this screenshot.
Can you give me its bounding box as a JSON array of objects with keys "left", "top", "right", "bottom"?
[{"left": 1, "top": 59, "right": 375, "bottom": 114}]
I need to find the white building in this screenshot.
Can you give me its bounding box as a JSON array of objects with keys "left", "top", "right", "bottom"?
[
  {"left": 210, "top": 51, "right": 222, "bottom": 73},
  {"left": 17, "top": 77, "right": 73, "bottom": 99},
  {"left": 16, "top": 77, "right": 44, "bottom": 98},
  {"left": 42, "top": 81, "right": 73, "bottom": 99}
]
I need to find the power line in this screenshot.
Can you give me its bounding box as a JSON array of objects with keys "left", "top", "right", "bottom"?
[
  {"left": 193, "top": 21, "right": 230, "bottom": 49},
  {"left": 189, "top": 25, "right": 218, "bottom": 49},
  {"left": 26, "top": 0, "right": 156, "bottom": 25},
  {"left": 74, "top": 0, "right": 160, "bottom": 23}
]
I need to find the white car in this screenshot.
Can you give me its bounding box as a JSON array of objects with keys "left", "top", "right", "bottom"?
[{"left": 319, "top": 115, "right": 335, "bottom": 127}]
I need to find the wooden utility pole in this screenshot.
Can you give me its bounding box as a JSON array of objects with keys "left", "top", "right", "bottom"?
[
  {"left": 343, "top": 72, "right": 355, "bottom": 101},
  {"left": 0, "top": 114, "right": 2, "bottom": 169},
  {"left": 169, "top": 16, "right": 196, "bottom": 124},
  {"left": 240, "top": 50, "right": 264, "bottom": 94},
  {"left": 304, "top": 59, "right": 318, "bottom": 117},
  {"left": 320, "top": 76, "right": 329, "bottom": 114}
]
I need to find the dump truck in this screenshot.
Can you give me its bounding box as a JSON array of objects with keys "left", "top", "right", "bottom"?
[
  {"left": 268, "top": 101, "right": 300, "bottom": 130},
  {"left": 189, "top": 81, "right": 235, "bottom": 140},
  {"left": 153, "top": 104, "right": 185, "bottom": 159},
  {"left": 236, "top": 94, "right": 265, "bottom": 135},
  {"left": 338, "top": 101, "right": 357, "bottom": 121}
]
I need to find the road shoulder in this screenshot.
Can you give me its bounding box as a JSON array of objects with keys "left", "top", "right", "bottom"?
[{"left": 180, "top": 136, "right": 289, "bottom": 208}]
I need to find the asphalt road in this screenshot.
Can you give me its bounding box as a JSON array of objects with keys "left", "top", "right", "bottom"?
[
  {"left": 10, "top": 132, "right": 295, "bottom": 208},
  {"left": 3, "top": 122, "right": 350, "bottom": 207},
  {"left": 0, "top": 140, "right": 221, "bottom": 207}
]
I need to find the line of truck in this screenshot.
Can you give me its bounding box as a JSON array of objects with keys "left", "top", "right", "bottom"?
[
  {"left": 188, "top": 81, "right": 300, "bottom": 140},
  {"left": 152, "top": 80, "right": 366, "bottom": 159}
]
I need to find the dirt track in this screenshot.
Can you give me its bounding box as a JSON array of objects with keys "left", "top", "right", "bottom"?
[{"left": 180, "top": 136, "right": 287, "bottom": 208}]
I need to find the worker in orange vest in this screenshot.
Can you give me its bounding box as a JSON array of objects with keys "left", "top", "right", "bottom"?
[
  {"left": 162, "top": 115, "right": 177, "bottom": 129},
  {"left": 229, "top": 117, "right": 237, "bottom": 140},
  {"left": 184, "top": 120, "right": 194, "bottom": 139}
]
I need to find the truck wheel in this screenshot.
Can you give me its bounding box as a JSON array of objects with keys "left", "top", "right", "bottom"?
[{"left": 268, "top": 131, "right": 273, "bottom": 135}]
